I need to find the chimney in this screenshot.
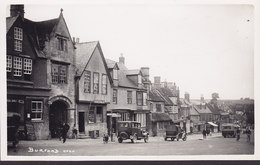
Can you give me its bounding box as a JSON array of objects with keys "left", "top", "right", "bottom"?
[
  {"left": 140, "top": 67, "right": 150, "bottom": 81},
  {"left": 72, "top": 37, "right": 75, "bottom": 44},
  {"left": 76, "top": 38, "right": 80, "bottom": 43},
  {"left": 10, "top": 5, "right": 25, "bottom": 18},
  {"left": 119, "top": 53, "right": 125, "bottom": 64},
  {"left": 184, "top": 92, "right": 190, "bottom": 102},
  {"left": 201, "top": 95, "right": 204, "bottom": 103},
  {"left": 154, "top": 76, "right": 161, "bottom": 88}
]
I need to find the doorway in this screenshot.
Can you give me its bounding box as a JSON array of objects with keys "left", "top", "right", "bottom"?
[
  {"left": 78, "top": 112, "right": 85, "bottom": 133},
  {"left": 49, "top": 101, "right": 68, "bottom": 138}
]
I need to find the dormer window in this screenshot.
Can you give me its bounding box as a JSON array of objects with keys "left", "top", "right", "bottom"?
[
  {"left": 113, "top": 69, "right": 118, "bottom": 80},
  {"left": 57, "top": 37, "right": 68, "bottom": 52},
  {"left": 14, "top": 27, "right": 23, "bottom": 52}
]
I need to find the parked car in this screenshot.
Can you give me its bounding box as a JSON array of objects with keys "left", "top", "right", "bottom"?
[
  {"left": 221, "top": 123, "right": 240, "bottom": 138},
  {"left": 7, "top": 112, "right": 21, "bottom": 147},
  {"left": 117, "top": 121, "right": 149, "bottom": 143},
  {"left": 164, "top": 124, "right": 187, "bottom": 141}
]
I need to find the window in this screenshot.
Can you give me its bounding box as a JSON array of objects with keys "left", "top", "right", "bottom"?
[
  {"left": 57, "top": 37, "right": 68, "bottom": 52},
  {"left": 51, "top": 64, "right": 67, "bottom": 84},
  {"left": 88, "top": 106, "right": 95, "bottom": 124},
  {"left": 13, "top": 57, "right": 22, "bottom": 76},
  {"left": 156, "top": 104, "right": 162, "bottom": 112},
  {"left": 137, "top": 92, "right": 143, "bottom": 106},
  {"left": 96, "top": 107, "right": 103, "bottom": 122},
  {"left": 143, "top": 92, "right": 147, "bottom": 106},
  {"left": 93, "top": 72, "right": 99, "bottom": 94},
  {"left": 14, "top": 27, "right": 23, "bottom": 52},
  {"left": 6, "top": 55, "right": 12, "bottom": 72},
  {"left": 158, "top": 122, "right": 164, "bottom": 130},
  {"left": 113, "top": 89, "right": 117, "bottom": 104},
  {"left": 24, "top": 58, "right": 32, "bottom": 74},
  {"left": 84, "top": 71, "right": 91, "bottom": 93},
  {"left": 101, "top": 74, "right": 107, "bottom": 94},
  {"left": 127, "top": 91, "right": 132, "bottom": 104},
  {"left": 113, "top": 69, "right": 118, "bottom": 80},
  {"left": 31, "top": 101, "right": 43, "bottom": 120},
  {"left": 119, "top": 113, "right": 129, "bottom": 121}
]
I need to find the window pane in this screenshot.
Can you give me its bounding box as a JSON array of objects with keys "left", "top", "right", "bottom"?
[
  {"left": 13, "top": 57, "right": 22, "bottom": 76},
  {"left": 14, "top": 27, "right": 23, "bottom": 40},
  {"left": 93, "top": 73, "right": 99, "bottom": 94},
  {"left": 102, "top": 74, "right": 107, "bottom": 94},
  {"left": 84, "top": 71, "right": 91, "bottom": 93},
  {"left": 24, "top": 58, "right": 32, "bottom": 74},
  {"left": 137, "top": 92, "right": 143, "bottom": 106},
  {"left": 14, "top": 40, "right": 22, "bottom": 52},
  {"left": 59, "top": 65, "right": 67, "bottom": 83},
  {"left": 31, "top": 101, "right": 43, "bottom": 120},
  {"left": 6, "top": 55, "right": 12, "bottom": 72},
  {"left": 51, "top": 64, "right": 59, "bottom": 83},
  {"left": 113, "top": 89, "right": 117, "bottom": 104}
]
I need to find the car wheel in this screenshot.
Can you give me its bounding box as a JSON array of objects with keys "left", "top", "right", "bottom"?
[
  {"left": 171, "top": 138, "right": 174, "bottom": 141},
  {"left": 223, "top": 135, "right": 226, "bottom": 138},
  {"left": 183, "top": 136, "right": 187, "bottom": 141},
  {"left": 144, "top": 136, "right": 149, "bottom": 143},
  {"left": 164, "top": 137, "right": 167, "bottom": 141},
  {"left": 118, "top": 138, "right": 123, "bottom": 143},
  {"left": 177, "top": 137, "right": 179, "bottom": 141}
]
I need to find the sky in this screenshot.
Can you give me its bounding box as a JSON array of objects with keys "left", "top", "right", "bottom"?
[{"left": 5, "top": 2, "right": 254, "bottom": 100}]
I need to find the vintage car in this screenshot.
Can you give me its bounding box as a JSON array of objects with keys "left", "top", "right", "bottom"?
[
  {"left": 117, "top": 121, "right": 149, "bottom": 143},
  {"left": 7, "top": 112, "right": 21, "bottom": 147},
  {"left": 164, "top": 124, "right": 187, "bottom": 141},
  {"left": 222, "top": 123, "right": 240, "bottom": 138}
]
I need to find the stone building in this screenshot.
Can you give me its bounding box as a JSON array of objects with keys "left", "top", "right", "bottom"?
[
  {"left": 74, "top": 41, "right": 112, "bottom": 138},
  {"left": 106, "top": 56, "right": 149, "bottom": 135},
  {"left": 6, "top": 5, "right": 76, "bottom": 140}
]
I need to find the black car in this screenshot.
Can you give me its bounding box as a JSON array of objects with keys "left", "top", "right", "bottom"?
[{"left": 117, "top": 121, "right": 149, "bottom": 143}]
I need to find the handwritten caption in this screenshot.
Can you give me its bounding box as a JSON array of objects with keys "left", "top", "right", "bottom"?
[{"left": 28, "top": 147, "right": 75, "bottom": 153}]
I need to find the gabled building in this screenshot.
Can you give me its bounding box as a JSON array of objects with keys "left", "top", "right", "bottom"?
[
  {"left": 189, "top": 106, "right": 202, "bottom": 133},
  {"left": 193, "top": 103, "right": 213, "bottom": 124},
  {"left": 106, "top": 56, "right": 149, "bottom": 135},
  {"left": 147, "top": 89, "right": 172, "bottom": 136},
  {"left": 7, "top": 5, "right": 76, "bottom": 140},
  {"left": 74, "top": 41, "right": 113, "bottom": 138}
]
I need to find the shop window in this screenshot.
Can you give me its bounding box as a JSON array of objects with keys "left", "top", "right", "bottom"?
[
  {"left": 127, "top": 91, "right": 132, "bottom": 104},
  {"left": 96, "top": 107, "right": 103, "bottom": 122},
  {"left": 93, "top": 72, "right": 99, "bottom": 94},
  {"left": 84, "top": 71, "right": 91, "bottom": 93},
  {"left": 88, "top": 106, "right": 95, "bottom": 124},
  {"left": 101, "top": 74, "right": 107, "bottom": 94},
  {"left": 31, "top": 101, "right": 43, "bottom": 120}
]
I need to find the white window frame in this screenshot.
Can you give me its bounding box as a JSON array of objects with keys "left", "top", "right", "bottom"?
[
  {"left": 14, "top": 40, "right": 22, "bottom": 52},
  {"left": 6, "top": 55, "right": 12, "bottom": 72},
  {"left": 24, "top": 58, "right": 32, "bottom": 75},
  {"left": 14, "top": 27, "right": 23, "bottom": 40},
  {"left": 13, "top": 56, "right": 22, "bottom": 76},
  {"left": 31, "top": 101, "right": 43, "bottom": 120}
]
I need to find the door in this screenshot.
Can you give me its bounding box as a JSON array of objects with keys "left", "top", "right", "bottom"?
[{"left": 78, "top": 112, "right": 85, "bottom": 133}]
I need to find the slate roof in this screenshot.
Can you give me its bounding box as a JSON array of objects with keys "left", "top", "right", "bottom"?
[
  {"left": 190, "top": 106, "right": 199, "bottom": 116},
  {"left": 194, "top": 105, "right": 212, "bottom": 114},
  {"left": 152, "top": 113, "right": 172, "bottom": 122},
  {"left": 126, "top": 69, "right": 141, "bottom": 75},
  {"left": 105, "top": 58, "right": 117, "bottom": 69},
  {"left": 75, "top": 41, "right": 98, "bottom": 75},
  {"left": 6, "top": 16, "right": 19, "bottom": 32},
  {"left": 207, "top": 104, "right": 221, "bottom": 115},
  {"left": 148, "top": 89, "right": 165, "bottom": 102},
  {"left": 155, "top": 87, "right": 174, "bottom": 106}
]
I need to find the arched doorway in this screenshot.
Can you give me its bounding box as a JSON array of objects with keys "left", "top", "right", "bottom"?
[{"left": 49, "top": 101, "right": 68, "bottom": 138}]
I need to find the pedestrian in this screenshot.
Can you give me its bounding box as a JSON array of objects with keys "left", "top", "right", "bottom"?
[
  {"left": 245, "top": 127, "right": 251, "bottom": 142},
  {"left": 202, "top": 129, "right": 207, "bottom": 139},
  {"left": 72, "top": 124, "right": 78, "bottom": 139},
  {"left": 61, "top": 122, "right": 70, "bottom": 143},
  {"left": 236, "top": 128, "right": 241, "bottom": 141}
]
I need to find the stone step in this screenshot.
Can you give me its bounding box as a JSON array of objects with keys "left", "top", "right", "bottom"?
[{"left": 78, "top": 134, "right": 91, "bottom": 139}]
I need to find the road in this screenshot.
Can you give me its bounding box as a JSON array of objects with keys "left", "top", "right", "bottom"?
[{"left": 7, "top": 133, "right": 254, "bottom": 156}]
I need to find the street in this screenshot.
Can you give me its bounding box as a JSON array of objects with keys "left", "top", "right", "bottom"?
[{"left": 8, "top": 133, "right": 254, "bottom": 156}]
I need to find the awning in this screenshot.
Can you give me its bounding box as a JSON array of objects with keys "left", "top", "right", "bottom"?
[
  {"left": 107, "top": 113, "right": 121, "bottom": 118},
  {"left": 152, "top": 113, "right": 172, "bottom": 122},
  {"left": 207, "top": 122, "right": 218, "bottom": 127}
]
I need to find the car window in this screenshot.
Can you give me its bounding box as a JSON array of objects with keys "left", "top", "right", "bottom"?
[
  {"left": 223, "top": 126, "right": 232, "bottom": 129},
  {"left": 132, "top": 123, "right": 140, "bottom": 128},
  {"left": 119, "top": 123, "right": 128, "bottom": 127}
]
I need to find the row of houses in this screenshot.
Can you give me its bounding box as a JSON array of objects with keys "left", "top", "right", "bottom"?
[{"left": 6, "top": 5, "right": 233, "bottom": 140}]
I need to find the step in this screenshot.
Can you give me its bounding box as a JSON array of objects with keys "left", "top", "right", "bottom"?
[{"left": 78, "top": 134, "right": 91, "bottom": 139}]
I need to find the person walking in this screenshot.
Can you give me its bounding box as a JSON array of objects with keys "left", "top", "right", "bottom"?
[
  {"left": 236, "top": 128, "right": 241, "bottom": 141},
  {"left": 72, "top": 124, "right": 78, "bottom": 139},
  {"left": 245, "top": 127, "right": 251, "bottom": 142},
  {"left": 202, "top": 129, "right": 207, "bottom": 139},
  {"left": 61, "top": 122, "right": 70, "bottom": 143}
]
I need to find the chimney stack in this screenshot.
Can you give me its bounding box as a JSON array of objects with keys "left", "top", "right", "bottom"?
[
  {"left": 184, "top": 92, "right": 190, "bottom": 102},
  {"left": 10, "top": 5, "right": 25, "bottom": 19},
  {"left": 154, "top": 76, "right": 161, "bottom": 88},
  {"left": 201, "top": 95, "right": 205, "bottom": 103},
  {"left": 140, "top": 67, "right": 150, "bottom": 81},
  {"left": 76, "top": 38, "right": 80, "bottom": 43},
  {"left": 119, "top": 53, "right": 125, "bottom": 64}
]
